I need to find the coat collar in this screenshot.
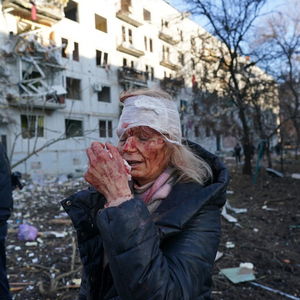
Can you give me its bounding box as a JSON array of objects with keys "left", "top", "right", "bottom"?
[{"left": 152, "top": 179, "right": 226, "bottom": 240}]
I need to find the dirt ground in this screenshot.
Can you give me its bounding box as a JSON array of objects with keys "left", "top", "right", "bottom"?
[{"left": 6, "top": 157, "right": 300, "bottom": 300}]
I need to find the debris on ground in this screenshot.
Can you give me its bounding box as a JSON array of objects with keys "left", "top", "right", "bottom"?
[
  {"left": 220, "top": 262, "right": 255, "bottom": 284},
  {"left": 221, "top": 206, "right": 238, "bottom": 223},
  {"left": 291, "top": 173, "right": 300, "bottom": 179},
  {"left": 249, "top": 282, "right": 300, "bottom": 300},
  {"left": 214, "top": 161, "right": 300, "bottom": 299},
  {"left": 6, "top": 160, "right": 300, "bottom": 299},
  {"left": 266, "top": 168, "right": 284, "bottom": 177}
]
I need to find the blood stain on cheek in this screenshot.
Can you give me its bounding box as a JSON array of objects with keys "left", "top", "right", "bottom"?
[{"left": 143, "top": 144, "right": 160, "bottom": 159}]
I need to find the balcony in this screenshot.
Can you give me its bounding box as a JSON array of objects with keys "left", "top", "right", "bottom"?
[
  {"left": 118, "top": 67, "right": 148, "bottom": 87},
  {"left": 7, "top": 95, "right": 66, "bottom": 110},
  {"left": 160, "top": 59, "right": 179, "bottom": 71},
  {"left": 2, "top": 0, "right": 68, "bottom": 26},
  {"left": 117, "top": 41, "right": 145, "bottom": 58},
  {"left": 6, "top": 85, "right": 67, "bottom": 110},
  {"left": 116, "top": 9, "right": 143, "bottom": 27},
  {"left": 160, "top": 77, "right": 185, "bottom": 91},
  {"left": 158, "top": 28, "right": 179, "bottom": 45}
]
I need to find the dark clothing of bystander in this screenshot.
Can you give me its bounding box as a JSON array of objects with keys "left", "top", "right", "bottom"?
[
  {"left": 234, "top": 143, "right": 242, "bottom": 164},
  {"left": 0, "top": 143, "right": 13, "bottom": 300}
]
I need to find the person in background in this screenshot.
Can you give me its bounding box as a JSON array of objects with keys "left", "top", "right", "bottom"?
[
  {"left": 234, "top": 143, "right": 242, "bottom": 164},
  {"left": 62, "top": 88, "right": 229, "bottom": 300},
  {"left": 0, "top": 143, "right": 13, "bottom": 300}
]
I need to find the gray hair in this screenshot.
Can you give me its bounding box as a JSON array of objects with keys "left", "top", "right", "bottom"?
[
  {"left": 167, "top": 142, "right": 212, "bottom": 184},
  {"left": 119, "top": 88, "right": 212, "bottom": 184}
]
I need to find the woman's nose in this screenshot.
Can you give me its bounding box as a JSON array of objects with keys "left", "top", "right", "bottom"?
[{"left": 123, "top": 136, "right": 137, "bottom": 152}]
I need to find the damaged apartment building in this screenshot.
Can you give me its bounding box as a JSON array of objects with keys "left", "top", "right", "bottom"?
[{"left": 0, "top": 0, "right": 243, "bottom": 176}]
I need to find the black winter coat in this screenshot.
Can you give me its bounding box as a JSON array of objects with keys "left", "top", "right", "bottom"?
[
  {"left": 61, "top": 144, "right": 229, "bottom": 300},
  {"left": 0, "top": 143, "right": 13, "bottom": 221}
]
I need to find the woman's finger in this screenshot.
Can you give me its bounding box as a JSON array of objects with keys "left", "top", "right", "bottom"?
[
  {"left": 91, "top": 142, "right": 106, "bottom": 156},
  {"left": 86, "top": 148, "right": 99, "bottom": 166},
  {"left": 106, "top": 143, "right": 122, "bottom": 161}
]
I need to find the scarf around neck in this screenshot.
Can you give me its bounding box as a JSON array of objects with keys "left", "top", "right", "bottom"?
[{"left": 133, "top": 167, "right": 175, "bottom": 204}]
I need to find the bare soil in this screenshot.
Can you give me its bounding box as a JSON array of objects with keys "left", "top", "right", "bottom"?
[
  {"left": 6, "top": 158, "right": 300, "bottom": 300},
  {"left": 213, "top": 158, "right": 300, "bottom": 300}
]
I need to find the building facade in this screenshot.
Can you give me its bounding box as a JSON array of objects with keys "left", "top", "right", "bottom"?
[{"left": 0, "top": 0, "right": 273, "bottom": 176}]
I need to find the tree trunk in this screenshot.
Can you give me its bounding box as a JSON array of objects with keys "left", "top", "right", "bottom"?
[
  {"left": 239, "top": 107, "right": 252, "bottom": 174},
  {"left": 265, "top": 140, "right": 272, "bottom": 168}
]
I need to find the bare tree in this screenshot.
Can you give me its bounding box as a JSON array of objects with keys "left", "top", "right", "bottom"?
[
  {"left": 182, "top": 0, "right": 282, "bottom": 175},
  {"left": 257, "top": 0, "right": 300, "bottom": 157}
]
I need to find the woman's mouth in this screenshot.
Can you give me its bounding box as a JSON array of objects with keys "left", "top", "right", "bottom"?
[{"left": 126, "top": 160, "right": 142, "bottom": 167}]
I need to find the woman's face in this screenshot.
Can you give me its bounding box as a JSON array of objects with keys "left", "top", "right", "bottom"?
[{"left": 118, "top": 126, "right": 170, "bottom": 185}]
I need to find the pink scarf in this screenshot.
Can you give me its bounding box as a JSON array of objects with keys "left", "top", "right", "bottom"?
[{"left": 133, "top": 168, "right": 174, "bottom": 204}]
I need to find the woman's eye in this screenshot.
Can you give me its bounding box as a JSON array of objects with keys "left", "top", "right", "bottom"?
[
  {"left": 119, "top": 138, "right": 127, "bottom": 143},
  {"left": 139, "top": 136, "right": 149, "bottom": 141}
]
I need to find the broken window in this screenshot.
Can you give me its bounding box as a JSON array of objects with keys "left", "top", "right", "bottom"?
[
  {"left": 161, "top": 19, "right": 169, "bottom": 28},
  {"left": 143, "top": 9, "right": 151, "bottom": 21},
  {"left": 97, "top": 86, "right": 111, "bottom": 102},
  {"left": 96, "top": 50, "right": 102, "bottom": 66},
  {"left": 73, "top": 42, "right": 79, "bottom": 61},
  {"left": 65, "top": 119, "right": 83, "bottom": 138},
  {"left": 103, "top": 53, "right": 108, "bottom": 65},
  {"left": 64, "top": 0, "right": 79, "bottom": 22},
  {"left": 122, "top": 26, "right": 126, "bottom": 42},
  {"left": 178, "top": 53, "right": 184, "bottom": 66},
  {"left": 96, "top": 50, "right": 108, "bottom": 66},
  {"left": 95, "top": 14, "right": 107, "bottom": 33},
  {"left": 21, "top": 115, "right": 44, "bottom": 139},
  {"left": 149, "top": 38, "right": 153, "bottom": 52},
  {"left": 145, "top": 65, "right": 149, "bottom": 80},
  {"left": 99, "top": 120, "right": 113, "bottom": 138},
  {"left": 66, "top": 77, "right": 81, "bottom": 100},
  {"left": 128, "top": 29, "right": 133, "bottom": 44},
  {"left": 151, "top": 67, "right": 154, "bottom": 80},
  {"left": 61, "top": 38, "right": 68, "bottom": 58}
]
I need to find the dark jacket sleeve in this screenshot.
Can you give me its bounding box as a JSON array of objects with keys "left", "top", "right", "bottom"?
[
  {"left": 0, "top": 143, "right": 13, "bottom": 220},
  {"left": 96, "top": 196, "right": 221, "bottom": 300}
]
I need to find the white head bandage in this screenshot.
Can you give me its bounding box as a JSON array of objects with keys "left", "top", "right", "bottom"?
[{"left": 116, "top": 95, "right": 182, "bottom": 144}]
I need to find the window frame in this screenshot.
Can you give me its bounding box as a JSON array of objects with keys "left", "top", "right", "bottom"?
[
  {"left": 64, "top": 0, "right": 79, "bottom": 22},
  {"left": 66, "top": 77, "right": 81, "bottom": 100},
  {"left": 99, "top": 120, "right": 113, "bottom": 138},
  {"left": 65, "top": 118, "right": 84, "bottom": 138},
  {"left": 21, "top": 114, "right": 44, "bottom": 139},
  {"left": 97, "top": 86, "right": 111, "bottom": 103},
  {"left": 95, "top": 14, "right": 108, "bottom": 33}
]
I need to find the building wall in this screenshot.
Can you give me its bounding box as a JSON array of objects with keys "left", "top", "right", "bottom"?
[{"left": 0, "top": 0, "right": 230, "bottom": 176}]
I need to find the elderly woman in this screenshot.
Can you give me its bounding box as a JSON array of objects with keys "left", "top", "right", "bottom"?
[{"left": 62, "top": 88, "right": 228, "bottom": 300}]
